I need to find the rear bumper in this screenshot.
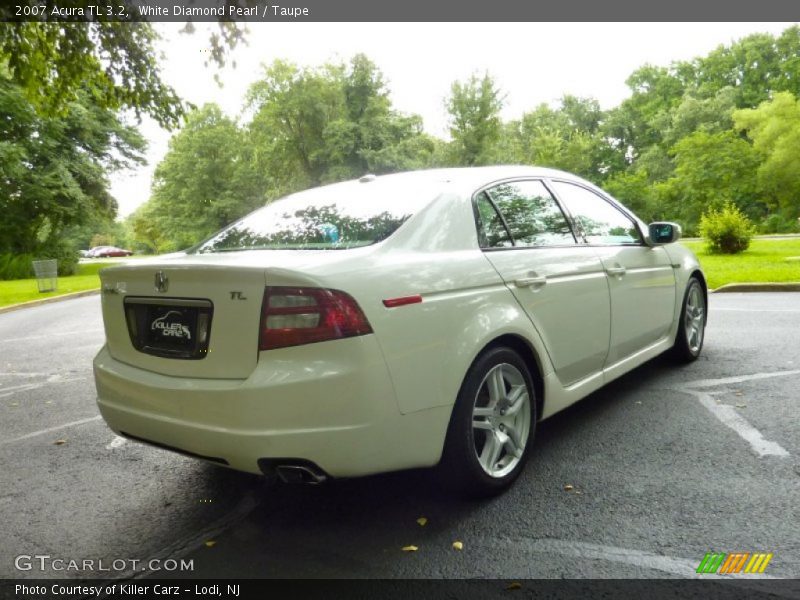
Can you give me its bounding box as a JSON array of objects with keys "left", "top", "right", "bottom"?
[{"left": 93, "top": 338, "right": 452, "bottom": 478}]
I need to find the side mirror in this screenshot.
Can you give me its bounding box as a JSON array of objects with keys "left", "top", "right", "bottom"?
[{"left": 648, "top": 222, "right": 682, "bottom": 245}]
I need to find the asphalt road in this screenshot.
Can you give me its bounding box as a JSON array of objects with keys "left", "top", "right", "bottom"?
[{"left": 1, "top": 293, "right": 799, "bottom": 582}]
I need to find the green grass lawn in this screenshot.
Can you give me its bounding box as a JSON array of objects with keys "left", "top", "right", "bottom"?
[
  {"left": 682, "top": 238, "right": 800, "bottom": 289},
  {"left": 0, "top": 262, "right": 119, "bottom": 308}
]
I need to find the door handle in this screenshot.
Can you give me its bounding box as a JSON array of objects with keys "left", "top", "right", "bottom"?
[
  {"left": 606, "top": 266, "right": 626, "bottom": 277},
  {"left": 514, "top": 275, "right": 547, "bottom": 288}
]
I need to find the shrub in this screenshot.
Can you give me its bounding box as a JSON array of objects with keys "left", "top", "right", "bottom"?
[
  {"left": 699, "top": 202, "right": 756, "bottom": 254},
  {"left": 0, "top": 253, "right": 35, "bottom": 280},
  {"left": 760, "top": 213, "right": 800, "bottom": 234},
  {"left": 37, "top": 240, "right": 80, "bottom": 276}
]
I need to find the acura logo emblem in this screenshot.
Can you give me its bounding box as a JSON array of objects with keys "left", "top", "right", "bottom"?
[{"left": 154, "top": 271, "right": 169, "bottom": 293}]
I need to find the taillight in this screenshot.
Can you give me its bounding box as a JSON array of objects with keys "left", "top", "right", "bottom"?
[{"left": 259, "top": 286, "right": 373, "bottom": 351}]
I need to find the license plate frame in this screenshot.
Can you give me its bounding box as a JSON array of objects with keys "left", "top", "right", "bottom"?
[{"left": 124, "top": 297, "right": 213, "bottom": 360}]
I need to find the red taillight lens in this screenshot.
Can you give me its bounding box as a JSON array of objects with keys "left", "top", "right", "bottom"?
[{"left": 259, "top": 286, "right": 373, "bottom": 351}]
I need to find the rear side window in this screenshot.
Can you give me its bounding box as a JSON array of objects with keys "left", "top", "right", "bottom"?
[
  {"left": 475, "top": 192, "right": 513, "bottom": 248},
  {"left": 193, "top": 180, "right": 439, "bottom": 253},
  {"left": 549, "top": 181, "right": 642, "bottom": 245},
  {"left": 477, "top": 180, "right": 576, "bottom": 248}
]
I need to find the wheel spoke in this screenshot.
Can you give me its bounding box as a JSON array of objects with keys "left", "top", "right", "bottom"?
[
  {"left": 472, "top": 419, "right": 493, "bottom": 431},
  {"left": 503, "top": 424, "right": 523, "bottom": 458},
  {"left": 505, "top": 385, "right": 528, "bottom": 416},
  {"left": 487, "top": 366, "right": 506, "bottom": 405},
  {"left": 479, "top": 431, "right": 503, "bottom": 471},
  {"left": 473, "top": 406, "right": 494, "bottom": 418}
]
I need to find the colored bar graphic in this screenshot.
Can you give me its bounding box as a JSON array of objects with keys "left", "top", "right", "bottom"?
[
  {"left": 744, "top": 553, "right": 774, "bottom": 574},
  {"left": 719, "top": 553, "right": 749, "bottom": 574},
  {"left": 697, "top": 552, "right": 774, "bottom": 574},
  {"left": 697, "top": 553, "right": 727, "bottom": 574}
]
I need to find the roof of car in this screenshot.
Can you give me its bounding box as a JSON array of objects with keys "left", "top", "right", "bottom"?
[
  {"left": 278, "top": 166, "right": 592, "bottom": 203},
  {"left": 346, "top": 165, "right": 585, "bottom": 195}
]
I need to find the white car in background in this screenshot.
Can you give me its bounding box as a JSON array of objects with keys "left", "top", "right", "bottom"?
[{"left": 94, "top": 166, "right": 707, "bottom": 496}]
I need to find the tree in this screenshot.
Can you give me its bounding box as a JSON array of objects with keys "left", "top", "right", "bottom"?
[
  {"left": 0, "top": 7, "right": 252, "bottom": 128},
  {"left": 498, "top": 96, "right": 611, "bottom": 180},
  {"left": 655, "top": 130, "right": 762, "bottom": 229},
  {"left": 693, "top": 27, "right": 800, "bottom": 108},
  {"left": 140, "top": 104, "right": 259, "bottom": 251},
  {"left": 247, "top": 55, "right": 432, "bottom": 193},
  {"left": 0, "top": 71, "right": 145, "bottom": 263},
  {"left": 0, "top": 21, "right": 184, "bottom": 128},
  {"left": 445, "top": 73, "right": 504, "bottom": 166},
  {"left": 734, "top": 92, "right": 800, "bottom": 219}
]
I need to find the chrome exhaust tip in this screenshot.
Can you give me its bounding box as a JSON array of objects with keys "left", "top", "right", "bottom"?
[
  {"left": 275, "top": 465, "right": 327, "bottom": 485},
  {"left": 258, "top": 458, "right": 329, "bottom": 485}
]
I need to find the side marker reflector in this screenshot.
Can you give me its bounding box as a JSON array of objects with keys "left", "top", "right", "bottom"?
[{"left": 383, "top": 295, "right": 423, "bottom": 308}]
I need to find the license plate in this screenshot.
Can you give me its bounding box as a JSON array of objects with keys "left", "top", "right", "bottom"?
[
  {"left": 124, "top": 297, "right": 213, "bottom": 360},
  {"left": 147, "top": 306, "right": 197, "bottom": 348}
]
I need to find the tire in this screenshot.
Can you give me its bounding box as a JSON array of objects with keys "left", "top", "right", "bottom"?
[
  {"left": 670, "top": 277, "right": 706, "bottom": 363},
  {"left": 440, "top": 346, "right": 537, "bottom": 498}
]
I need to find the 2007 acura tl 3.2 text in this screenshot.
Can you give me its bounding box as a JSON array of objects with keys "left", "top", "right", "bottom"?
[{"left": 94, "top": 166, "right": 707, "bottom": 496}]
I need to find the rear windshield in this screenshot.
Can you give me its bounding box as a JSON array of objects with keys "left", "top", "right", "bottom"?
[{"left": 193, "top": 179, "right": 439, "bottom": 253}]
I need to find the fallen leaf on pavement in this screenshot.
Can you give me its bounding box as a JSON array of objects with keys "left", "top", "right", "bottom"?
[
  {"left": 402, "top": 545, "right": 418, "bottom": 552},
  {"left": 54, "top": 439, "right": 66, "bottom": 445},
  {"left": 563, "top": 484, "right": 574, "bottom": 492},
  {"left": 736, "top": 404, "right": 747, "bottom": 408},
  {"left": 416, "top": 517, "right": 428, "bottom": 526},
  {"left": 452, "top": 541, "right": 463, "bottom": 551},
  {"left": 204, "top": 541, "right": 216, "bottom": 548},
  {"left": 506, "top": 582, "right": 522, "bottom": 590}
]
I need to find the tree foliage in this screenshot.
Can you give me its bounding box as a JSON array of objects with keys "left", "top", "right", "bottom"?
[
  {"left": 132, "top": 56, "right": 437, "bottom": 251},
  {"left": 13, "top": 24, "right": 800, "bottom": 259},
  {"left": 734, "top": 92, "right": 800, "bottom": 219},
  {"left": 446, "top": 73, "right": 504, "bottom": 166},
  {"left": 134, "top": 104, "right": 259, "bottom": 252},
  {"left": 0, "top": 21, "right": 185, "bottom": 128},
  {"left": 0, "top": 70, "right": 145, "bottom": 274}
]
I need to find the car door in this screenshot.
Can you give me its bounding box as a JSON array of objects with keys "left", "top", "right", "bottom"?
[
  {"left": 476, "top": 179, "right": 611, "bottom": 386},
  {"left": 548, "top": 180, "right": 676, "bottom": 367}
]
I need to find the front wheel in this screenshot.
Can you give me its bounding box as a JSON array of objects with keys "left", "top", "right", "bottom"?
[
  {"left": 670, "top": 277, "right": 706, "bottom": 362},
  {"left": 440, "top": 346, "right": 536, "bottom": 497}
]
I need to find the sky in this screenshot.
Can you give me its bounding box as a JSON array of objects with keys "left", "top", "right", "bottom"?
[{"left": 110, "top": 22, "right": 797, "bottom": 219}]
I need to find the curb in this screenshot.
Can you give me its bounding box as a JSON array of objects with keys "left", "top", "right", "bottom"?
[
  {"left": 711, "top": 282, "right": 800, "bottom": 293},
  {"left": 0, "top": 289, "right": 100, "bottom": 314}
]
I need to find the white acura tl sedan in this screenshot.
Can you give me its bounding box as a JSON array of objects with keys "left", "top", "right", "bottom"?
[{"left": 94, "top": 166, "right": 707, "bottom": 496}]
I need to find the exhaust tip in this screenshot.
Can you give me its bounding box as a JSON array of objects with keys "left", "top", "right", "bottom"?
[{"left": 258, "top": 458, "right": 329, "bottom": 485}]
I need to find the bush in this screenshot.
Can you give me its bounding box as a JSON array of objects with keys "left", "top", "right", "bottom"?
[
  {"left": 760, "top": 213, "right": 800, "bottom": 234},
  {"left": 0, "top": 253, "right": 35, "bottom": 280},
  {"left": 36, "top": 240, "right": 80, "bottom": 276},
  {"left": 699, "top": 202, "right": 756, "bottom": 254}
]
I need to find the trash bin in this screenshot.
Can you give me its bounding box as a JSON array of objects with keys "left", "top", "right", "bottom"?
[{"left": 32, "top": 259, "right": 58, "bottom": 293}]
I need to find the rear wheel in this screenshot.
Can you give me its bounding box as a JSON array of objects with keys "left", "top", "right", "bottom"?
[
  {"left": 441, "top": 346, "right": 536, "bottom": 497},
  {"left": 670, "top": 277, "right": 706, "bottom": 362}
]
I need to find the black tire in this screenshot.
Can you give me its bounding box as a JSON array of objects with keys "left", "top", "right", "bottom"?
[
  {"left": 440, "top": 346, "right": 537, "bottom": 498},
  {"left": 670, "top": 276, "right": 706, "bottom": 363}
]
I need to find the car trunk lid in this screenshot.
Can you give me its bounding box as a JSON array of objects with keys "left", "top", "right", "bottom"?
[{"left": 100, "top": 262, "right": 267, "bottom": 379}]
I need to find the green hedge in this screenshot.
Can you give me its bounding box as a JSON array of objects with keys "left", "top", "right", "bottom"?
[{"left": 0, "top": 243, "right": 79, "bottom": 280}]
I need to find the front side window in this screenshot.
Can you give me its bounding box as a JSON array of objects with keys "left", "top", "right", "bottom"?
[
  {"left": 480, "top": 180, "right": 576, "bottom": 248},
  {"left": 549, "top": 181, "right": 642, "bottom": 245}
]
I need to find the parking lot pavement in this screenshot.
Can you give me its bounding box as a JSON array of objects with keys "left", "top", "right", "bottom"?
[{"left": 1, "top": 293, "right": 798, "bottom": 580}]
